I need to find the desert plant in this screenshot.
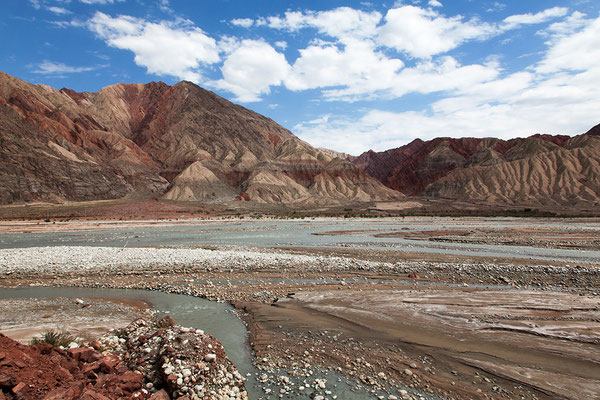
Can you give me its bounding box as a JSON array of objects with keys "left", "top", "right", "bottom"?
[{"left": 30, "top": 330, "right": 76, "bottom": 348}]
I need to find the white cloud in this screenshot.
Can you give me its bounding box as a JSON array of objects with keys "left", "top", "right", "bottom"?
[
  {"left": 159, "top": 0, "right": 171, "bottom": 12},
  {"left": 378, "top": 6, "right": 496, "bottom": 58},
  {"left": 47, "top": 6, "right": 71, "bottom": 15},
  {"left": 88, "top": 12, "right": 220, "bottom": 82},
  {"left": 539, "top": 11, "right": 589, "bottom": 39},
  {"left": 31, "top": 60, "right": 96, "bottom": 75},
  {"left": 80, "top": 0, "right": 124, "bottom": 4},
  {"left": 225, "top": 4, "right": 572, "bottom": 104},
  {"left": 50, "top": 19, "right": 85, "bottom": 28},
  {"left": 536, "top": 15, "right": 600, "bottom": 74},
  {"left": 217, "top": 35, "right": 241, "bottom": 54},
  {"left": 210, "top": 40, "right": 290, "bottom": 102},
  {"left": 274, "top": 41, "right": 287, "bottom": 50},
  {"left": 262, "top": 5, "right": 569, "bottom": 61},
  {"left": 231, "top": 18, "right": 253, "bottom": 28},
  {"left": 294, "top": 15, "right": 600, "bottom": 154},
  {"left": 387, "top": 56, "right": 500, "bottom": 98},
  {"left": 285, "top": 40, "right": 404, "bottom": 100},
  {"left": 266, "top": 7, "right": 382, "bottom": 44},
  {"left": 487, "top": 2, "right": 507, "bottom": 13},
  {"left": 502, "top": 7, "right": 568, "bottom": 30},
  {"left": 295, "top": 81, "right": 600, "bottom": 154}
]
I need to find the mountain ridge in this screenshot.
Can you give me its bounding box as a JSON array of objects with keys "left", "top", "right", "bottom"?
[
  {"left": 0, "top": 71, "right": 400, "bottom": 205},
  {"left": 352, "top": 125, "right": 600, "bottom": 206}
]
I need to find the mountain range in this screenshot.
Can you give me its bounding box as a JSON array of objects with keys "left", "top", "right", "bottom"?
[
  {"left": 1, "top": 71, "right": 598, "bottom": 208},
  {"left": 0, "top": 71, "right": 398, "bottom": 205},
  {"left": 352, "top": 125, "right": 600, "bottom": 207}
]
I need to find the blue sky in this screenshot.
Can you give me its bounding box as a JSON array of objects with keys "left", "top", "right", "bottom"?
[{"left": 1, "top": 0, "right": 600, "bottom": 155}]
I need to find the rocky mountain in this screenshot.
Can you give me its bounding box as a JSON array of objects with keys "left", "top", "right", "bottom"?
[
  {"left": 0, "top": 71, "right": 400, "bottom": 204},
  {"left": 353, "top": 125, "right": 600, "bottom": 206}
]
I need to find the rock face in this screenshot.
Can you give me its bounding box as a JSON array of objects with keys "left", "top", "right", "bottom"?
[
  {"left": 353, "top": 125, "right": 600, "bottom": 206},
  {"left": 0, "top": 332, "right": 146, "bottom": 400},
  {"left": 0, "top": 317, "right": 247, "bottom": 400},
  {"left": 0, "top": 71, "right": 399, "bottom": 204}
]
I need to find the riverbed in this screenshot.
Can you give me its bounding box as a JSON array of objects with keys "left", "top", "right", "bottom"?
[
  {"left": 1, "top": 217, "right": 600, "bottom": 264},
  {"left": 1, "top": 217, "right": 599, "bottom": 400}
]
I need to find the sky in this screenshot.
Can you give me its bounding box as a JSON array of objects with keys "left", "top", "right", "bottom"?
[{"left": 1, "top": 0, "right": 600, "bottom": 155}]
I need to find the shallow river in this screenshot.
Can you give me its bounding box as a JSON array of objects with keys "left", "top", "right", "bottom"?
[
  {"left": 1, "top": 218, "right": 600, "bottom": 264},
  {"left": 0, "top": 286, "right": 430, "bottom": 400}
]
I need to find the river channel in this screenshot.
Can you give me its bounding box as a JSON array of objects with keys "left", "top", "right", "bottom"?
[
  {"left": 1, "top": 218, "right": 600, "bottom": 264},
  {"left": 0, "top": 286, "right": 432, "bottom": 400}
]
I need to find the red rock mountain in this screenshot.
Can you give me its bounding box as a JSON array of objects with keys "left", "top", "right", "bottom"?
[
  {"left": 0, "top": 71, "right": 400, "bottom": 204},
  {"left": 352, "top": 125, "right": 600, "bottom": 206}
]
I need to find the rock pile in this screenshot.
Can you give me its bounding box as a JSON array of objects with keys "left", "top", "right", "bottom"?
[
  {"left": 100, "top": 317, "right": 247, "bottom": 400},
  {"left": 0, "top": 317, "right": 247, "bottom": 400},
  {"left": 0, "top": 332, "right": 146, "bottom": 400}
]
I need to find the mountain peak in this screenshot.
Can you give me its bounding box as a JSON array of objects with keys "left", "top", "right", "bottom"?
[{"left": 0, "top": 71, "right": 400, "bottom": 205}]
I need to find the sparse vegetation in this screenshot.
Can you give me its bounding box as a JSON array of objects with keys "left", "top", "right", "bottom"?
[{"left": 30, "top": 330, "right": 76, "bottom": 348}]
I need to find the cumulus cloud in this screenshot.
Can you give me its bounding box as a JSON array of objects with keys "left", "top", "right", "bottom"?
[
  {"left": 265, "top": 7, "right": 382, "bottom": 43},
  {"left": 387, "top": 57, "right": 500, "bottom": 98},
  {"left": 537, "top": 15, "right": 600, "bottom": 73},
  {"left": 294, "top": 14, "right": 600, "bottom": 154},
  {"left": 285, "top": 40, "right": 404, "bottom": 100},
  {"left": 80, "top": 3, "right": 590, "bottom": 120},
  {"left": 88, "top": 12, "right": 220, "bottom": 82},
  {"left": 378, "top": 6, "right": 496, "bottom": 58},
  {"left": 295, "top": 78, "right": 600, "bottom": 154},
  {"left": 210, "top": 40, "right": 290, "bottom": 102},
  {"left": 213, "top": 4, "right": 571, "bottom": 104}
]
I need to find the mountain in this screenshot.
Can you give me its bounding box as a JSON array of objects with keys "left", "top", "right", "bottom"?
[
  {"left": 352, "top": 125, "right": 600, "bottom": 206},
  {"left": 0, "top": 71, "right": 400, "bottom": 204}
]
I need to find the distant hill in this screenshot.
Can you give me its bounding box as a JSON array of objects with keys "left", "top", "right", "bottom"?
[
  {"left": 0, "top": 71, "right": 400, "bottom": 204},
  {"left": 352, "top": 125, "right": 600, "bottom": 206}
]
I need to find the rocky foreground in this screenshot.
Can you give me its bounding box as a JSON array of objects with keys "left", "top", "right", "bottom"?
[
  {"left": 1, "top": 235, "right": 599, "bottom": 400},
  {"left": 0, "top": 317, "right": 247, "bottom": 400}
]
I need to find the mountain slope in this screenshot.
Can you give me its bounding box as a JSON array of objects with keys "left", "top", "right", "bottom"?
[
  {"left": 0, "top": 71, "right": 400, "bottom": 204},
  {"left": 352, "top": 125, "right": 600, "bottom": 206}
]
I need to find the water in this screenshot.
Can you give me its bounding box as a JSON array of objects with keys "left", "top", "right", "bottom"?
[
  {"left": 0, "top": 286, "right": 430, "bottom": 400},
  {"left": 1, "top": 219, "right": 599, "bottom": 264}
]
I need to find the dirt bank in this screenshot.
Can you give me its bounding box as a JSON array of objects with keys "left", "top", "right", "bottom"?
[{"left": 0, "top": 297, "right": 150, "bottom": 344}]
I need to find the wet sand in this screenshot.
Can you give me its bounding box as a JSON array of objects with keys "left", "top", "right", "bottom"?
[{"left": 237, "top": 283, "right": 600, "bottom": 400}]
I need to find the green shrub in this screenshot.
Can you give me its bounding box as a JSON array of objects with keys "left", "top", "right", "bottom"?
[{"left": 31, "top": 330, "right": 76, "bottom": 348}]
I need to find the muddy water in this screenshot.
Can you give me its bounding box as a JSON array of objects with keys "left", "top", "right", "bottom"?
[
  {"left": 1, "top": 218, "right": 600, "bottom": 264},
  {"left": 0, "top": 287, "right": 428, "bottom": 400}
]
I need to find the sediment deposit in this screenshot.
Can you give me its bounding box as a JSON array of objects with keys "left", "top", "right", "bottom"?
[{"left": 1, "top": 218, "right": 599, "bottom": 399}]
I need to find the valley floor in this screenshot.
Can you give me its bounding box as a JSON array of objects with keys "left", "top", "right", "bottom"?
[{"left": 1, "top": 217, "right": 599, "bottom": 400}]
